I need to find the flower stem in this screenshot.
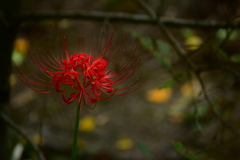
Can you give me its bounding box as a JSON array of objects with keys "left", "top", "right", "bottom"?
[{"left": 71, "top": 105, "right": 81, "bottom": 160}]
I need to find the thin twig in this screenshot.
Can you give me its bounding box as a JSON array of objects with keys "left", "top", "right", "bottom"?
[
  {"left": 19, "top": 10, "right": 240, "bottom": 29},
  {"left": 195, "top": 73, "right": 240, "bottom": 135},
  {"left": 196, "top": 134, "right": 239, "bottom": 155},
  {"left": 136, "top": 0, "right": 196, "bottom": 68},
  {"left": 197, "top": 64, "right": 240, "bottom": 78},
  {"left": 135, "top": 0, "right": 240, "bottom": 136},
  {"left": 0, "top": 112, "right": 46, "bottom": 160},
  {"left": 134, "top": 0, "right": 156, "bottom": 18}
]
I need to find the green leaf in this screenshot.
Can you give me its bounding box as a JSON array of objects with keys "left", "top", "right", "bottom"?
[
  {"left": 171, "top": 141, "right": 198, "bottom": 160},
  {"left": 174, "top": 72, "right": 188, "bottom": 81},
  {"left": 130, "top": 31, "right": 141, "bottom": 39},
  {"left": 152, "top": 51, "right": 171, "bottom": 69},
  {"left": 123, "top": 29, "right": 172, "bottom": 68},
  {"left": 139, "top": 36, "right": 154, "bottom": 51},
  {"left": 137, "top": 143, "right": 153, "bottom": 156},
  {"left": 182, "top": 28, "right": 195, "bottom": 38},
  {"left": 230, "top": 54, "right": 240, "bottom": 63},
  {"left": 156, "top": 40, "right": 172, "bottom": 56},
  {"left": 216, "top": 29, "right": 238, "bottom": 40},
  {"left": 122, "top": 28, "right": 138, "bottom": 38},
  {"left": 172, "top": 141, "right": 185, "bottom": 155},
  {"left": 123, "top": 28, "right": 153, "bottom": 51},
  {"left": 153, "top": 40, "right": 172, "bottom": 69},
  {"left": 218, "top": 49, "right": 229, "bottom": 61},
  {"left": 12, "top": 50, "right": 25, "bottom": 66},
  {"left": 216, "top": 29, "right": 228, "bottom": 39},
  {"left": 159, "top": 79, "right": 175, "bottom": 89}
]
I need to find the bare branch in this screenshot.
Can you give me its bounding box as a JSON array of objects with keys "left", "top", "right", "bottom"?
[
  {"left": 197, "top": 64, "right": 240, "bottom": 78},
  {"left": 0, "top": 112, "right": 46, "bottom": 160},
  {"left": 134, "top": 0, "right": 240, "bottom": 136},
  {"left": 19, "top": 10, "right": 240, "bottom": 29},
  {"left": 133, "top": 0, "right": 156, "bottom": 18}
]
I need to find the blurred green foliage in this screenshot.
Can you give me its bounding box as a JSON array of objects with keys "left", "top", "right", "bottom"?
[
  {"left": 124, "top": 28, "right": 172, "bottom": 69},
  {"left": 172, "top": 141, "right": 198, "bottom": 160},
  {"left": 137, "top": 143, "right": 153, "bottom": 156}
]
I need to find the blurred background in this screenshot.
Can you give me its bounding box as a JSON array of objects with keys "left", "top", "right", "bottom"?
[{"left": 2, "top": 0, "right": 240, "bottom": 159}]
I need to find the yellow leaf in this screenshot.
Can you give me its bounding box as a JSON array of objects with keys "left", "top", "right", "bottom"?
[
  {"left": 180, "top": 80, "right": 200, "bottom": 98},
  {"left": 9, "top": 73, "right": 17, "bottom": 86},
  {"left": 146, "top": 88, "right": 172, "bottom": 103},
  {"left": 168, "top": 80, "right": 201, "bottom": 123},
  {"left": 180, "top": 83, "right": 192, "bottom": 97},
  {"left": 169, "top": 112, "right": 185, "bottom": 124},
  {"left": 32, "top": 134, "right": 43, "bottom": 145},
  {"left": 77, "top": 138, "right": 85, "bottom": 148},
  {"left": 14, "top": 38, "right": 30, "bottom": 54},
  {"left": 185, "top": 36, "right": 202, "bottom": 51},
  {"left": 79, "top": 115, "right": 96, "bottom": 132},
  {"left": 115, "top": 138, "right": 133, "bottom": 150}
]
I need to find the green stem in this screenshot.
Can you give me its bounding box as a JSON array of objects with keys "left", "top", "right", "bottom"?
[{"left": 71, "top": 105, "right": 81, "bottom": 160}]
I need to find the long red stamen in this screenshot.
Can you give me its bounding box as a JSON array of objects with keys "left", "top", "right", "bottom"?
[{"left": 15, "top": 30, "right": 142, "bottom": 108}]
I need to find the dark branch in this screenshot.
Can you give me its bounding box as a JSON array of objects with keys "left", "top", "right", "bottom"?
[
  {"left": 0, "top": 112, "right": 46, "bottom": 160},
  {"left": 134, "top": 0, "right": 240, "bottom": 136},
  {"left": 197, "top": 64, "right": 240, "bottom": 78},
  {"left": 19, "top": 10, "right": 240, "bottom": 29}
]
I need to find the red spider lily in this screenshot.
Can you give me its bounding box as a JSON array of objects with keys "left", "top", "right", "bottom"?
[{"left": 15, "top": 30, "right": 142, "bottom": 110}]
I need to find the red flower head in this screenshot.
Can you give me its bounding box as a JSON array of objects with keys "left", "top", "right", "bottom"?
[{"left": 15, "top": 30, "right": 142, "bottom": 109}]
